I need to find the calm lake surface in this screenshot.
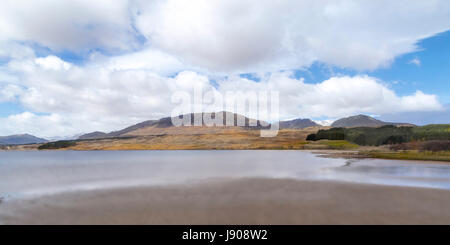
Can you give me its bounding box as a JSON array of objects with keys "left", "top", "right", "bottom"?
[{"left": 1, "top": 150, "right": 450, "bottom": 199}]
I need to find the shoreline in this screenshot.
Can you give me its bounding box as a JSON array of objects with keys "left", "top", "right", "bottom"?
[
  {"left": 2, "top": 147, "right": 449, "bottom": 164},
  {"left": 1, "top": 178, "right": 450, "bottom": 225},
  {"left": 314, "top": 149, "right": 450, "bottom": 163}
]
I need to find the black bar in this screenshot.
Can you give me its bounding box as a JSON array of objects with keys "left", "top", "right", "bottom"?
[{"left": 1, "top": 225, "right": 449, "bottom": 244}]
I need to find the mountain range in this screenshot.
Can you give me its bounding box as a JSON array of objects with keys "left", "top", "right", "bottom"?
[
  {"left": 331, "top": 114, "right": 414, "bottom": 128},
  {"left": 0, "top": 134, "right": 48, "bottom": 145},
  {"left": 0, "top": 113, "right": 417, "bottom": 144},
  {"left": 279, "top": 118, "right": 320, "bottom": 129},
  {"left": 79, "top": 112, "right": 321, "bottom": 139}
]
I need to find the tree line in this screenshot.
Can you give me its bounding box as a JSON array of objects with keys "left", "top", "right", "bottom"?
[{"left": 307, "top": 125, "right": 450, "bottom": 146}]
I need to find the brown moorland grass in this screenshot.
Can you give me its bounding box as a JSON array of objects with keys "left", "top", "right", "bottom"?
[
  {"left": 366, "top": 150, "right": 450, "bottom": 162},
  {"left": 68, "top": 129, "right": 316, "bottom": 150}
]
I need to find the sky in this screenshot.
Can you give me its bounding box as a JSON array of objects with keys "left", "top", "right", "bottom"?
[{"left": 0, "top": 0, "right": 449, "bottom": 138}]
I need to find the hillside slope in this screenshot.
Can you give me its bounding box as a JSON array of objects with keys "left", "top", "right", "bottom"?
[
  {"left": 79, "top": 112, "right": 271, "bottom": 139},
  {"left": 279, "top": 118, "right": 319, "bottom": 129},
  {"left": 331, "top": 115, "right": 414, "bottom": 128},
  {"left": 0, "top": 134, "right": 48, "bottom": 145}
]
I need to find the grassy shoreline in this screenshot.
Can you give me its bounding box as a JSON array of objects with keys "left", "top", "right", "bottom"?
[
  {"left": 2, "top": 136, "right": 449, "bottom": 162},
  {"left": 363, "top": 150, "right": 450, "bottom": 162}
]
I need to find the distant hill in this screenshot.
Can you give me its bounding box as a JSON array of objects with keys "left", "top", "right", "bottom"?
[
  {"left": 78, "top": 112, "right": 328, "bottom": 140},
  {"left": 279, "top": 118, "right": 320, "bottom": 129},
  {"left": 78, "top": 113, "right": 416, "bottom": 140},
  {"left": 47, "top": 133, "right": 84, "bottom": 141},
  {"left": 331, "top": 115, "right": 414, "bottom": 128},
  {"left": 78, "top": 131, "right": 108, "bottom": 140},
  {"left": 0, "top": 134, "right": 48, "bottom": 145},
  {"left": 78, "top": 112, "right": 270, "bottom": 139}
]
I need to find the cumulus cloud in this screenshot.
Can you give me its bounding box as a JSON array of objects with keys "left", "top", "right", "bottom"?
[
  {"left": 0, "top": 0, "right": 136, "bottom": 52},
  {"left": 0, "top": 55, "right": 216, "bottom": 136},
  {"left": 0, "top": 54, "right": 443, "bottom": 137},
  {"left": 0, "top": 111, "right": 122, "bottom": 138},
  {"left": 134, "top": 0, "right": 450, "bottom": 72},
  {"left": 0, "top": 1, "right": 448, "bottom": 137},
  {"left": 217, "top": 73, "right": 443, "bottom": 119},
  {"left": 1, "top": 1, "right": 449, "bottom": 72},
  {"left": 0, "top": 41, "right": 35, "bottom": 60},
  {"left": 0, "top": 84, "right": 23, "bottom": 103},
  {"left": 0, "top": 112, "right": 62, "bottom": 137},
  {"left": 35, "top": 56, "right": 72, "bottom": 71},
  {"left": 93, "top": 48, "right": 186, "bottom": 76}
]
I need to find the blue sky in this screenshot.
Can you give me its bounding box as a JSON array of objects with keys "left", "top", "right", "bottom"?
[
  {"left": 372, "top": 31, "right": 450, "bottom": 102},
  {"left": 0, "top": 1, "right": 449, "bottom": 137},
  {"left": 297, "top": 30, "right": 450, "bottom": 102}
]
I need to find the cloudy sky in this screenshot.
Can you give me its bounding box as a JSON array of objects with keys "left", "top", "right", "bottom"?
[{"left": 0, "top": 0, "right": 449, "bottom": 138}]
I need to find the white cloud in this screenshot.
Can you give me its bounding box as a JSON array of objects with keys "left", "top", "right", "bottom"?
[
  {"left": 1, "top": 1, "right": 449, "bottom": 72},
  {"left": 0, "top": 1, "right": 448, "bottom": 137},
  {"left": 0, "top": 84, "right": 23, "bottom": 102},
  {"left": 409, "top": 58, "right": 421, "bottom": 66},
  {"left": 313, "top": 119, "right": 334, "bottom": 126},
  {"left": 0, "top": 41, "right": 35, "bottom": 60},
  {"left": 35, "top": 56, "right": 72, "bottom": 71},
  {"left": 217, "top": 73, "right": 443, "bottom": 119},
  {"left": 0, "top": 54, "right": 443, "bottom": 137},
  {"left": 0, "top": 0, "right": 135, "bottom": 52},
  {"left": 0, "top": 56, "right": 218, "bottom": 137},
  {"left": 400, "top": 91, "right": 441, "bottom": 111},
  {"left": 134, "top": 0, "right": 450, "bottom": 72},
  {"left": 92, "top": 48, "right": 186, "bottom": 76},
  {"left": 0, "top": 112, "right": 82, "bottom": 138}
]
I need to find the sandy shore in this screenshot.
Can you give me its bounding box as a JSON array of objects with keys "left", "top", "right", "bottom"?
[{"left": 1, "top": 178, "right": 450, "bottom": 225}]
